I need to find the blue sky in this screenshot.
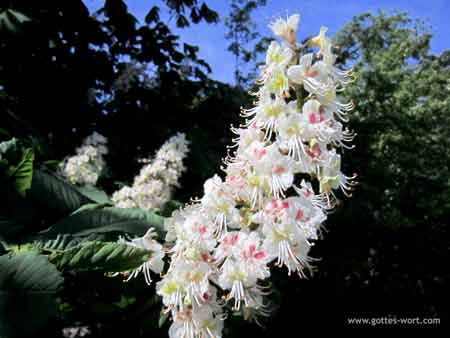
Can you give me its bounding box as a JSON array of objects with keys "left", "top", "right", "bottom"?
[{"left": 85, "top": 0, "right": 450, "bottom": 83}]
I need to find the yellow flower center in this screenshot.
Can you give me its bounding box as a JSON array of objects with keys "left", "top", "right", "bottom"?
[
  {"left": 286, "top": 124, "right": 301, "bottom": 137},
  {"left": 273, "top": 228, "right": 289, "bottom": 241},
  {"left": 161, "top": 280, "right": 178, "bottom": 295},
  {"left": 268, "top": 71, "right": 287, "bottom": 94},
  {"left": 216, "top": 202, "right": 230, "bottom": 214},
  {"left": 247, "top": 173, "right": 262, "bottom": 187},
  {"left": 185, "top": 247, "right": 201, "bottom": 261},
  {"left": 230, "top": 270, "right": 246, "bottom": 281},
  {"left": 185, "top": 271, "right": 202, "bottom": 283},
  {"left": 200, "top": 319, "right": 217, "bottom": 331},
  {"left": 264, "top": 103, "right": 281, "bottom": 118}
]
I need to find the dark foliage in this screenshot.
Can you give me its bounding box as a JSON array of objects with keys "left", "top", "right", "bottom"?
[{"left": 0, "top": 1, "right": 448, "bottom": 336}]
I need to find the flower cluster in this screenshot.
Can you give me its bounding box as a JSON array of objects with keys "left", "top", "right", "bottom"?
[
  {"left": 59, "top": 132, "right": 108, "bottom": 186},
  {"left": 112, "top": 133, "right": 190, "bottom": 211},
  {"left": 123, "top": 13, "right": 356, "bottom": 338}
]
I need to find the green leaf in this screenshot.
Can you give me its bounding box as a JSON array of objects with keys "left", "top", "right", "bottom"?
[
  {"left": 0, "top": 9, "right": 31, "bottom": 34},
  {"left": 76, "top": 185, "right": 112, "bottom": 204},
  {"left": 0, "top": 252, "right": 63, "bottom": 337},
  {"left": 0, "top": 128, "right": 11, "bottom": 138},
  {"left": 8, "top": 148, "right": 34, "bottom": 196},
  {"left": 114, "top": 295, "right": 136, "bottom": 309},
  {"left": 0, "top": 251, "right": 63, "bottom": 291},
  {"left": 42, "top": 207, "right": 165, "bottom": 238},
  {"left": 32, "top": 234, "right": 104, "bottom": 252},
  {"left": 176, "top": 15, "right": 189, "bottom": 28},
  {"left": 7, "top": 9, "right": 31, "bottom": 25},
  {"left": 49, "top": 240, "right": 149, "bottom": 272},
  {"left": 0, "top": 10, "right": 15, "bottom": 32},
  {"left": 145, "top": 6, "right": 159, "bottom": 23},
  {"left": 41, "top": 159, "right": 61, "bottom": 171},
  {"left": 30, "top": 170, "right": 91, "bottom": 214},
  {"left": 158, "top": 310, "right": 169, "bottom": 328},
  {"left": 1, "top": 139, "right": 34, "bottom": 196},
  {"left": 71, "top": 203, "right": 110, "bottom": 215},
  {"left": 199, "top": 3, "right": 219, "bottom": 23},
  {"left": 160, "top": 199, "right": 183, "bottom": 217}
]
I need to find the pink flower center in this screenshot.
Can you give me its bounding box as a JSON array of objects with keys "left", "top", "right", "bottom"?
[
  {"left": 244, "top": 244, "right": 265, "bottom": 260},
  {"left": 305, "top": 68, "right": 318, "bottom": 77},
  {"left": 306, "top": 144, "right": 321, "bottom": 158},
  {"left": 274, "top": 165, "right": 285, "bottom": 174},
  {"left": 227, "top": 175, "right": 245, "bottom": 188},
  {"left": 201, "top": 252, "right": 209, "bottom": 262},
  {"left": 270, "top": 199, "right": 279, "bottom": 209},
  {"left": 254, "top": 251, "right": 266, "bottom": 259},
  {"left": 249, "top": 244, "right": 256, "bottom": 254},
  {"left": 309, "top": 112, "right": 324, "bottom": 124},
  {"left": 253, "top": 147, "right": 267, "bottom": 160},
  {"left": 296, "top": 209, "right": 305, "bottom": 221}
]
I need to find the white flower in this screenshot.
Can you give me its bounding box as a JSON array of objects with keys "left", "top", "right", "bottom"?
[
  {"left": 118, "top": 228, "right": 165, "bottom": 285},
  {"left": 218, "top": 260, "right": 254, "bottom": 310},
  {"left": 262, "top": 220, "right": 312, "bottom": 276},
  {"left": 269, "top": 14, "right": 300, "bottom": 45},
  {"left": 318, "top": 150, "right": 357, "bottom": 198},
  {"left": 112, "top": 133, "right": 190, "bottom": 211},
  {"left": 309, "top": 26, "right": 330, "bottom": 52},
  {"left": 168, "top": 303, "right": 224, "bottom": 338},
  {"left": 317, "top": 86, "right": 355, "bottom": 121},
  {"left": 201, "top": 175, "right": 241, "bottom": 234},
  {"left": 265, "top": 41, "right": 294, "bottom": 68},
  {"left": 264, "top": 66, "right": 290, "bottom": 97},
  {"left": 281, "top": 196, "right": 326, "bottom": 240},
  {"left": 249, "top": 144, "right": 296, "bottom": 200},
  {"left": 231, "top": 124, "right": 264, "bottom": 151},
  {"left": 287, "top": 53, "right": 328, "bottom": 95},
  {"left": 277, "top": 109, "right": 306, "bottom": 160},
  {"left": 59, "top": 132, "right": 108, "bottom": 186},
  {"left": 242, "top": 94, "right": 290, "bottom": 140}
]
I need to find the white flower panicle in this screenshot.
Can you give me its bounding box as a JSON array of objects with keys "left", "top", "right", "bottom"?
[
  {"left": 123, "top": 14, "right": 357, "bottom": 338},
  {"left": 112, "top": 133, "right": 190, "bottom": 211},
  {"left": 59, "top": 132, "right": 108, "bottom": 186}
]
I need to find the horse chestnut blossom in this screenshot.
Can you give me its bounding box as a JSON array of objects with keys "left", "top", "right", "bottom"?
[
  {"left": 269, "top": 14, "right": 300, "bottom": 45},
  {"left": 118, "top": 228, "right": 165, "bottom": 285},
  {"left": 120, "top": 13, "right": 357, "bottom": 338},
  {"left": 59, "top": 132, "right": 108, "bottom": 186},
  {"left": 112, "top": 133, "right": 190, "bottom": 211}
]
